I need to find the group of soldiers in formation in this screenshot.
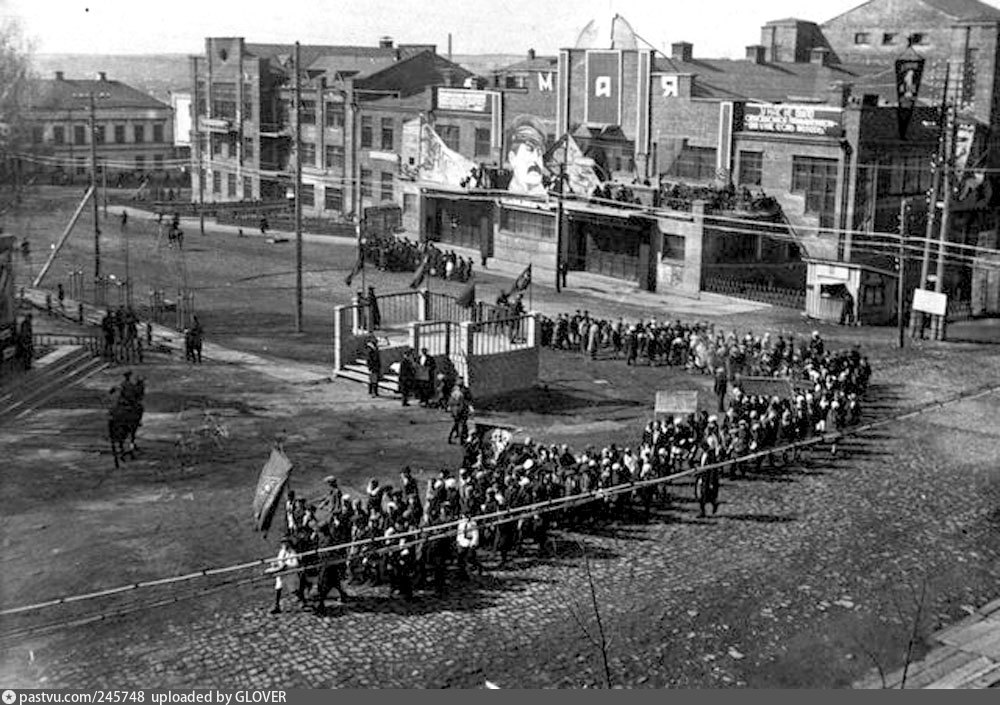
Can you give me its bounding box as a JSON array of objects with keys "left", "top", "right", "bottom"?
[
  {"left": 361, "top": 234, "right": 475, "bottom": 282},
  {"left": 267, "top": 325, "right": 872, "bottom": 613}
]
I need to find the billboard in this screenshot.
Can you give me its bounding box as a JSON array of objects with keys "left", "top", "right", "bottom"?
[
  {"left": 171, "top": 92, "right": 192, "bottom": 148},
  {"left": 585, "top": 51, "right": 621, "bottom": 125},
  {"left": 741, "top": 104, "right": 843, "bottom": 137},
  {"left": 400, "top": 118, "right": 478, "bottom": 186},
  {"left": 436, "top": 88, "right": 490, "bottom": 113}
]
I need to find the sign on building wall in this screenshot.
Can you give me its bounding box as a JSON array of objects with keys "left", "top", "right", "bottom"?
[
  {"left": 912, "top": 288, "right": 947, "bottom": 317},
  {"left": 171, "top": 93, "right": 192, "bottom": 147},
  {"left": 437, "top": 88, "right": 490, "bottom": 113},
  {"left": 585, "top": 50, "right": 621, "bottom": 125},
  {"left": 741, "top": 104, "right": 843, "bottom": 137}
]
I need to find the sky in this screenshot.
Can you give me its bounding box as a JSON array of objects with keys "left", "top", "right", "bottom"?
[{"left": 1, "top": 0, "right": 941, "bottom": 58}]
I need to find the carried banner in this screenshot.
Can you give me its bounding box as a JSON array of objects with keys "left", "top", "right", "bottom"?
[
  {"left": 400, "top": 118, "right": 477, "bottom": 186},
  {"left": 252, "top": 448, "right": 293, "bottom": 534},
  {"left": 737, "top": 376, "right": 795, "bottom": 399}
]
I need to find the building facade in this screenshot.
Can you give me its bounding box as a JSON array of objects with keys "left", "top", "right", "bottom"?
[
  {"left": 22, "top": 71, "right": 174, "bottom": 183},
  {"left": 190, "top": 36, "right": 470, "bottom": 221}
]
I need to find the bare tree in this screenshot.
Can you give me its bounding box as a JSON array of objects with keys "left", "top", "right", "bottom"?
[
  {"left": 566, "top": 539, "right": 614, "bottom": 688},
  {"left": 0, "top": 17, "right": 36, "bottom": 208}
]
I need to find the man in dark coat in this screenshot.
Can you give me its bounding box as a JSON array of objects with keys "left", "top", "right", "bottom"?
[
  {"left": 415, "top": 348, "right": 435, "bottom": 406},
  {"left": 713, "top": 367, "right": 728, "bottom": 413},
  {"left": 398, "top": 347, "right": 415, "bottom": 406},
  {"left": 367, "top": 286, "right": 381, "bottom": 330},
  {"left": 365, "top": 338, "right": 382, "bottom": 397}
]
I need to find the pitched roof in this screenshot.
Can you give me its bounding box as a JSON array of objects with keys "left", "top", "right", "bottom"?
[
  {"left": 920, "top": 0, "right": 1000, "bottom": 20},
  {"left": 651, "top": 56, "right": 889, "bottom": 103},
  {"left": 498, "top": 56, "right": 559, "bottom": 72},
  {"left": 307, "top": 54, "right": 400, "bottom": 80},
  {"left": 28, "top": 77, "right": 169, "bottom": 111},
  {"left": 243, "top": 42, "right": 429, "bottom": 72}
]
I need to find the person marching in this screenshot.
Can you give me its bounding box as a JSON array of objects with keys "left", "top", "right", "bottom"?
[
  {"left": 447, "top": 383, "right": 473, "bottom": 445},
  {"left": 264, "top": 536, "right": 301, "bottom": 614}
]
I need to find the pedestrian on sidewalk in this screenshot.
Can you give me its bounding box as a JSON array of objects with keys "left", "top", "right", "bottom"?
[
  {"left": 57, "top": 283, "right": 65, "bottom": 312},
  {"left": 120, "top": 210, "right": 128, "bottom": 233}
]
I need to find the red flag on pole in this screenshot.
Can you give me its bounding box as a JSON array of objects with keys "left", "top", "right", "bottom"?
[
  {"left": 410, "top": 256, "right": 430, "bottom": 289},
  {"left": 509, "top": 263, "right": 532, "bottom": 294},
  {"left": 252, "top": 447, "right": 293, "bottom": 534},
  {"left": 344, "top": 256, "right": 363, "bottom": 287}
]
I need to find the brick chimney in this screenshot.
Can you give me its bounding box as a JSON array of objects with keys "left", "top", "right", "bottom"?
[
  {"left": 671, "top": 42, "right": 693, "bottom": 62},
  {"left": 55, "top": 71, "right": 64, "bottom": 80},
  {"left": 811, "top": 47, "right": 832, "bottom": 67},
  {"left": 98, "top": 71, "right": 107, "bottom": 81},
  {"left": 747, "top": 44, "right": 767, "bottom": 64},
  {"left": 746, "top": 45, "right": 766, "bottom": 64},
  {"left": 527, "top": 48, "right": 536, "bottom": 60},
  {"left": 379, "top": 36, "right": 393, "bottom": 49}
]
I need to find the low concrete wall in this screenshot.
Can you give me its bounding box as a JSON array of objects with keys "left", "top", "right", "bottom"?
[{"left": 465, "top": 345, "right": 540, "bottom": 400}]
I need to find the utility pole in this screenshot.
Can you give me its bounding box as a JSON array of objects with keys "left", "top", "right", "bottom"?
[
  {"left": 89, "top": 92, "right": 100, "bottom": 280},
  {"left": 897, "top": 198, "right": 909, "bottom": 349},
  {"left": 194, "top": 56, "right": 206, "bottom": 236},
  {"left": 102, "top": 160, "right": 108, "bottom": 217},
  {"left": 294, "top": 41, "right": 303, "bottom": 333},
  {"left": 932, "top": 91, "right": 959, "bottom": 341},
  {"left": 912, "top": 65, "right": 949, "bottom": 337},
  {"left": 554, "top": 134, "right": 567, "bottom": 292}
]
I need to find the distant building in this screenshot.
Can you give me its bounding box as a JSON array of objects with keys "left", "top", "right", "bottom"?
[{"left": 22, "top": 71, "right": 175, "bottom": 183}]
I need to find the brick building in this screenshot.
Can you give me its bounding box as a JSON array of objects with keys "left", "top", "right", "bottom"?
[
  {"left": 21, "top": 71, "right": 174, "bottom": 183},
  {"left": 190, "top": 37, "right": 470, "bottom": 220}
]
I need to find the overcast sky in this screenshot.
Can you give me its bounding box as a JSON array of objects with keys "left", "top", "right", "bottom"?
[{"left": 5, "top": 0, "right": 999, "bottom": 57}]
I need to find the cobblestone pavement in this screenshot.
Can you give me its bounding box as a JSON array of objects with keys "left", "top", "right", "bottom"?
[{"left": 3, "top": 379, "right": 999, "bottom": 688}]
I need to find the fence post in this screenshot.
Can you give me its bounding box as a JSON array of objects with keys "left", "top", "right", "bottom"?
[
  {"left": 418, "top": 288, "right": 429, "bottom": 322},
  {"left": 409, "top": 321, "right": 419, "bottom": 352},
  {"left": 351, "top": 293, "right": 362, "bottom": 332},
  {"left": 333, "top": 305, "right": 346, "bottom": 372},
  {"left": 459, "top": 321, "right": 474, "bottom": 374},
  {"left": 527, "top": 313, "right": 539, "bottom": 348}
]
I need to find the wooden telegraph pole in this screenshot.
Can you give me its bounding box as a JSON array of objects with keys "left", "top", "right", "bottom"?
[
  {"left": 88, "top": 92, "right": 101, "bottom": 280},
  {"left": 294, "top": 41, "right": 304, "bottom": 333},
  {"left": 897, "top": 198, "right": 909, "bottom": 349}
]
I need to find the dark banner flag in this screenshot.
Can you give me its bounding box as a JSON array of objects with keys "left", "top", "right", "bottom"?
[
  {"left": 344, "top": 256, "right": 363, "bottom": 287},
  {"left": 409, "top": 256, "right": 430, "bottom": 290},
  {"left": 895, "top": 55, "right": 925, "bottom": 140},
  {"left": 456, "top": 280, "right": 476, "bottom": 309},
  {"left": 508, "top": 264, "right": 532, "bottom": 295},
  {"left": 253, "top": 448, "right": 293, "bottom": 534}
]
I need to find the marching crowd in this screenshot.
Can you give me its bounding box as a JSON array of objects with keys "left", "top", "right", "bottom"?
[
  {"left": 361, "top": 233, "right": 475, "bottom": 282},
  {"left": 267, "top": 327, "right": 872, "bottom": 614}
]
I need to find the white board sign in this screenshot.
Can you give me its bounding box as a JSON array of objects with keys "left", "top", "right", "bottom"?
[
  {"left": 655, "top": 390, "right": 699, "bottom": 417},
  {"left": 912, "top": 288, "right": 947, "bottom": 316}
]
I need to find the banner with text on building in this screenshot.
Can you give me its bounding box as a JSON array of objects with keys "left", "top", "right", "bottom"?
[
  {"left": 585, "top": 50, "right": 622, "bottom": 125},
  {"left": 740, "top": 104, "right": 843, "bottom": 138}
]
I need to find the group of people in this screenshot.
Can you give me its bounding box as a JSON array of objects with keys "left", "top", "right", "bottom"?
[
  {"left": 361, "top": 234, "right": 475, "bottom": 283},
  {"left": 100, "top": 307, "right": 143, "bottom": 364},
  {"left": 658, "top": 181, "right": 780, "bottom": 215},
  {"left": 267, "top": 321, "right": 873, "bottom": 613}
]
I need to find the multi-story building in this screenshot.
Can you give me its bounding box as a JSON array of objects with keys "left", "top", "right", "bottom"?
[
  {"left": 190, "top": 36, "right": 470, "bottom": 220},
  {"left": 22, "top": 71, "right": 174, "bottom": 182}
]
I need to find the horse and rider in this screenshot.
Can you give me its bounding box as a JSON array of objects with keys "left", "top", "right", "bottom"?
[{"left": 108, "top": 370, "right": 145, "bottom": 468}]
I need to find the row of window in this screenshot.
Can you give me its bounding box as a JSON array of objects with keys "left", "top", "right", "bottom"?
[
  {"left": 854, "top": 31, "right": 924, "bottom": 45},
  {"left": 208, "top": 173, "right": 394, "bottom": 206},
  {"left": 62, "top": 154, "right": 166, "bottom": 175},
  {"left": 32, "top": 122, "right": 167, "bottom": 146}
]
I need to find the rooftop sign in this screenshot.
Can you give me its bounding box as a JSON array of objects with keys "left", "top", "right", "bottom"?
[{"left": 740, "top": 103, "right": 843, "bottom": 137}]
